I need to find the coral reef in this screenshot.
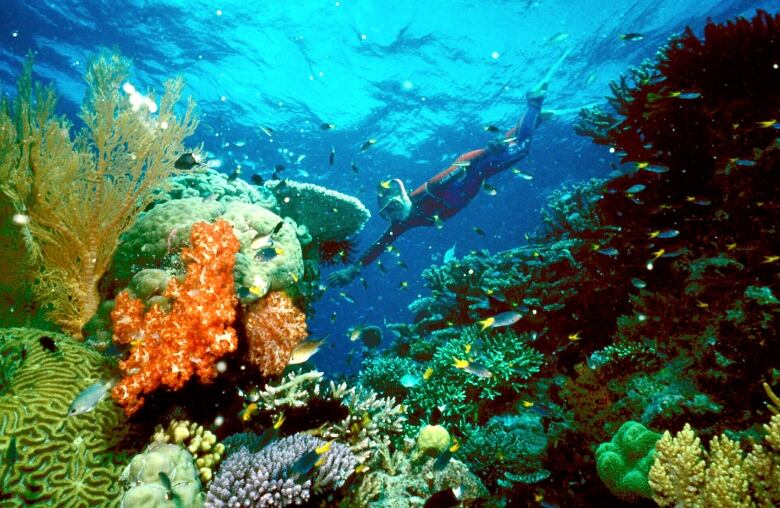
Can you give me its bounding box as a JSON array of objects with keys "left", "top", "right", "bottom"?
[
  {"left": 120, "top": 442, "right": 205, "bottom": 508},
  {"left": 111, "top": 220, "right": 240, "bottom": 416},
  {"left": 0, "top": 328, "right": 136, "bottom": 506},
  {"left": 205, "top": 433, "right": 357, "bottom": 507},
  {"left": 152, "top": 168, "right": 278, "bottom": 209},
  {"left": 341, "top": 441, "right": 488, "bottom": 507},
  {"left": 265, "top": 179, "right": 370, "bottom": 242},
  {"left": 243, "top": 291, "right": 309, "bottom": 376},
  {"left": 151, "top": 419, "right": 225, "bottom": 483},
  {"left": 0, "top": 53, "right": 196, "bottom": 336},
  {"left": 649, "top": 414, "right": 780, "bottom": 507}
]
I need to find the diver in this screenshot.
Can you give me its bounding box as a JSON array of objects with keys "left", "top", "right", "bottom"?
[{"left": 328, "top": 48, "right": 572, "bottom": 287}]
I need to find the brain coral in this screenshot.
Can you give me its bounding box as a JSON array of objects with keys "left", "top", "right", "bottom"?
[
  {"left": 0, "top": 327, "right": 136, "bottom": 507},
  {"left": 105, "top": 197, "right": 303, "bottom": 299},
  {"left": 152, "top": 168, "right": 278, "bottom": 210},
  {"left": 265, "top": 179, "right": 370, "bottom": 242}
]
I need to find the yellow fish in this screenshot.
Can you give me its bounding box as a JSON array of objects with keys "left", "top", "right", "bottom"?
[
  {"left": 762, "top": 255, "right": 780, "bottom": 264},
  {"left": 725, "top": 242, "right": 737, "bottom": 251},
  {"left": 452, "top": 358, "right": 470, "bottom": 369},
  {"left": 449, "top": 440, "right": 460, "bottom": 453},
  {"left": 290, "top": 272, "right": 299, "bottom": 283},
  {"left": 464, "top": 343, "right": 472, "bottom": 354},
  {"left": 636, "top": 162, "right": 649, "bottom": 169},
  {"left": 478, "top": 317, "right": 495, "bottom": 330},
  {"left": 568, "top": 331, "right": 581, "bottom": 341},
  {"left": 355, "top": 464, "right": 369, "bottom": 474},
  {"left": 522, "top": 400, "right": 534, "bottom": 408},
  {"left": 423, "top": 367, "right": 434, "bottom": 380},
  {"left": 380, "top": 180, "right": 391, "bottom": 189},
  {"left": 273, "top": 413, "right": 285, "bottom": 429},
  {"left": 651, "top": 248, "right": 666, "bottom": 261},
  {"left": 757, "top": 119, "right": 776, "bottom": 128},
  {"left": 288, "top": 339, "right": 324, "bottom": 365},
  {"left": 248, "top": 286, "right": 263, "bottom": 296},
  {"left": 241, "top": 402, "right": 258, "bottom": 422},
  {"left": 696, "top": 300, "right": 709, "bottom": 309}
]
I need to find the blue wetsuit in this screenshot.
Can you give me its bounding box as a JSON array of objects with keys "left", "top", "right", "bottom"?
[{"left": 356, "top": 96, "right": 543, "bottom": 268}]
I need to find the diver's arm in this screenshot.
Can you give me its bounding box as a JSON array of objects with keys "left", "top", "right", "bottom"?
[{"left": 327, "top": 223, "right": 409, "bottom": 287}]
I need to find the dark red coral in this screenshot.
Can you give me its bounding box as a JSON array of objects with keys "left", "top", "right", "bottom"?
[{"left": 318, "top": 239, "right": 357, "bottom": 265}]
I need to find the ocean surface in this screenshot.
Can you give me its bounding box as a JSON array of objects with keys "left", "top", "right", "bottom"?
[{"left": 1, "top": 1, "right": 779, "bottom": 507}]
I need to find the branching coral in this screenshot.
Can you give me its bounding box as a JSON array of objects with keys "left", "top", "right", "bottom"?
[
  {"left": 243, "top": 291, "right": 309, "bottom": 377},
  {"left": 649, "top": 414, "right": 780, "bottom": 507},
  {"left": 0, "top": 53, "right": 196, "bottom": 336},
  {"left": 111, "top": 220, "right": 239, "bottom": 416},
  {"left": 205, "top": 433, "right": 357, "bottom": 507}
]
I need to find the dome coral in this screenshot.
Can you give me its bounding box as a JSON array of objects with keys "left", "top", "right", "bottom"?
[
  {"left": 243, "top": 291, "right": 309, "bottom": 376},
  {"left": 111, "top": 219, "right": 240, "bottom": 416}
]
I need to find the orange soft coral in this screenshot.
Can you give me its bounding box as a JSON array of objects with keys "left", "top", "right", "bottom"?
[
  {"left": 111, "top": 219, "right": 240, "bottom": 416},
  {"left": 243, "top": 291, "right": 308, "bottom": 376}
]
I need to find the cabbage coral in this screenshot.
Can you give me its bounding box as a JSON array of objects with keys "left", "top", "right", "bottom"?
[{"left": 0, "top": 53, "right": 196, "bottom": 337}]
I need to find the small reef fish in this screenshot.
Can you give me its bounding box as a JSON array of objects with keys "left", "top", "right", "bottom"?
[
  {"left": 255, "top": 414, "right": 285, "bottom": 451},
  {"left": 400, "top": 373, "right": 421, "bottom": 388},
  {"left": 68, "top": 378, "right": 117, "bottom": 417},
  {"left": 259, "top": 125, "right": 274, "bottom": 137},
  {"left": 255, "top": 246, "right": 284, "bottom": 262},
  {"left": 360, "top": 139, "right": 376, "bottom": 151},
  {"left": 668, "top": 91, "right": 701, "bottom": 99},
  {"left": 686, "top": 196, "right": 712, "bottom": 206},
  {"left": 631, "top": 278, "right": 647, "bottom": 289},
  {"left": 596, "top": 247, "right": 619, "bottom": 257},
  {"left": 512, "top": 168, "right": 534, "bottom": 180},
  {"left": 1, "top": 437, "right": 17, "bottom": 491},
  {"left": 329, "top": 146, "right": 335, "bottom": 166},
  {"left": 620, "top": 33, "right": 644, "bottom": 41},
  {"left": 250, "top": 174, "right": 264, "bottom": 185},
  {"left": 481, "top": 180, "right": 498, "bottom": 196},
  {"left": 732, "top": 159, "right": 756, "bottom": 167},
  {"left": 288, "top": 339, "right": 325, "bottom": 365},
  {"left": 548, "top": 31, "right": 570, "bottom": 44},
  {"left": 756, "top": 119, "right": 777, "bottom": 128},
  {"left": 648, "top": 228, "right": 680, "bottom": 239},
  {"left": 38, "top": 335, "right": 58, "bottom": 353},
  {"left": 339, "top": 291, "right": 355, "bottom": 304},
  {"left": 443, "top": 244, "right": 457, "bottom": 263},
  {"left": 433, "top": 440, "right": 459, "bottom": 472},
  {"left": 625, "top": 184, "right": 646, "bottom": 194},
  {"left": 641, "top": 164, "right": 669, "bottom": 174},
  {"left": 484, "top": 125, "right": 500, "bottom": 132},
  {"left": 250, "top": 221, "right": 285, "bottom": 250},
  {"left": 478, "top": 311, "right": 522, "bottom": 330},
  {"left": 237, "top": 385, "right": 261, "bottom": 403},
  {"left": 320, "top": 122, "right": 335, "bottom": 130},
  {"left": 351, "top": 161, "right": 359, "bottom": 173},
  {"left": 240, "top": 402, "right": 259, "bottom": 422},
  {"left": 399, "top": 281, "right": 410, "bottom": 290},
  {"left": 432, "top": 214, "right": 444, "bottom": 229},
  {"left": 292, "top": 440, "right": 333, "bottom": 479},
  {"left": 452, "top": 358, "right": 493, "bottom": 378},
  {"left": 272, "top": 165, "right": 285, "bottom": 179},
  {"left": 473, "top": 226, "right": 486, "bottom": 236},
  {"left": 423, "top": 367, "right": 434, "bottom": 380},
  {"left": 762, "top": 255, "right": 780, "bottom": 264},
  {"left": 227, "top": 167, "right": 242, "bottom": 181},
  {"left": 568, "top": 331, "right": 582, "bottom": 341},
  {"left": 379, "top": 180, "right": 391, "bottom": 189},
  {"left": 173, "top": 153, "right": 201, "bottom": 170}
]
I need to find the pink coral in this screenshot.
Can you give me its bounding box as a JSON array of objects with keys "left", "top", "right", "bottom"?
[
  {"left": 111, "top": 219, "right": 240, "bottom": 416},
  {"left": 243, "top": 291, "right": 308, "bottom": 376}
]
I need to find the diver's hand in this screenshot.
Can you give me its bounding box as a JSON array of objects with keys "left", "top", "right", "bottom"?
[{"left": 327, "top": 265, "right": 361, "bottom": 288}]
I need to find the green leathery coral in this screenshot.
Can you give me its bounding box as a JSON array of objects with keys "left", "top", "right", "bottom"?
[
  {"left": 596, "top": 421, "right": 661, "bottom": 501},
  {"left": 0, "top": 327, "right": 137, "bottom": 507}
]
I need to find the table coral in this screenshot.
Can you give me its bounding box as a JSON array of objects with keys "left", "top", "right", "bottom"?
[
  {"left": 243, "top": 291, "right": 309, "bottom": 376},
  {"left": 111, "top": 219, "right": 240, "bottom": 416},
  {"left": 0, "top": 328, "right": 136, "bottom": 507}
]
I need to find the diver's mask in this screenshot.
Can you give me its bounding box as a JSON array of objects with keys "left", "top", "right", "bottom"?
[{"left": 378, "top": 178, "right": 412, "bottom": 222}]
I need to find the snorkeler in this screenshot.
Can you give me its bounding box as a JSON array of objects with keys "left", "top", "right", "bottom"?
[{"left": 327, "top": 48, "right": 572, "bottom": 287}]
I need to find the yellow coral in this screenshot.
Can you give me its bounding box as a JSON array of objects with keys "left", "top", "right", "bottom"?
[
  {"left": 0, "top": 54, "right": 196, "bottom": 336},
  {"left": 152, "top": 419, "right": 225, "bottom": 484},
  {"left": 649, "top": 415, "right": 780, "bottom": 507}
]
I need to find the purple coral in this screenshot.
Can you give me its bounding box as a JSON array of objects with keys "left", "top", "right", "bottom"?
[{"left": 205, "top": 433, "right": 357, "bottom": 507}]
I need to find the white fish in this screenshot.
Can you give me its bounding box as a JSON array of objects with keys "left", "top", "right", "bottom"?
[
  {"left": 443, "top": 244, "right": 457, "bottom": 264},
  {"left": 287, "top": 339, "right": 324, "bottom": 365},
  {"left": 67, "top": 379, "right": 117, "bottom": 416}
]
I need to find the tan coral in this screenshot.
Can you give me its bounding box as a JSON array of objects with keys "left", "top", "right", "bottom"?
[
  {"left": 152, "top": 419, "right": 225, "bottom": 484},
  {"left": 243, "top": 291, "right": 308, "bottom": 376}
]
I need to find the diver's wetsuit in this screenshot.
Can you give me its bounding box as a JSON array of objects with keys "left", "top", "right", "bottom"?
[{"left": 355, "top": 96, "right": 543, "bottom": 269}]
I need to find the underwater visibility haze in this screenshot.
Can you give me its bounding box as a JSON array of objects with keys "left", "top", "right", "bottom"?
[{"left": 1, "top": 0, "right": 779, "bottom": 506}]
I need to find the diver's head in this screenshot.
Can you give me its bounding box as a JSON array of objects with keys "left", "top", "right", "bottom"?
[{"left": 378, "top": 178, "right": 412, "bottom": 222}]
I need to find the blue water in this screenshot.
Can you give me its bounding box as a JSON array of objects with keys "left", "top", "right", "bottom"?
[{"left": 2, "top": 0, "right": 776, "bottom": 377}]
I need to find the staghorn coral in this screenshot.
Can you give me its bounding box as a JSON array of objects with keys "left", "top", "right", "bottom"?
[
  {"left": 152, "top": 419, "right": 225, "bottom": 484},
  {"left": 649, "top": 414, "right": 780, "bottom": 507},
  {"left": 205, "top": 433, "right": 357, "bottom": 507},
  {"left": 111, "top": 220, "right": 240, "bottom": 416},
  {"left": 243, "top": 291, "right": 309, "bottom": 377},
  {"left": 0, "top": 53, "right": 196, "bottom": 336},
  {"left": 120, "top": 442, "right": 205, "bottom": 508},
  {"left": 254, "top": 370, "right": 325, "bottom": 410},
  {"left": 0, "top": 328, "right": 136, "bottom": 507}
]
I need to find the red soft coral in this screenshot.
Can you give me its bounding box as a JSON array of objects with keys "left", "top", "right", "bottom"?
[
  {"left": 243, "top": 291, "right": 308, "bottom": 377},
  {"left": 111, "top": 219, "right": 240, "bottom": 416}
]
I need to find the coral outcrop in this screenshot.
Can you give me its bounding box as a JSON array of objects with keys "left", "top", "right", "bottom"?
[
  {"left": 111, "top": 220, "right": 240, "bottom": 416},
  {"left": 152, "top": 419, "right": 225, "bottom": 484}
]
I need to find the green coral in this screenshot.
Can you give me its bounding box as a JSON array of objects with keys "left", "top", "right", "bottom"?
[
  {"left": 0, "top": 327, "right": 136, "bottom": 507},
  {"left": 460, "top": 413, "right": 549, "bottom": 488},
  {"left": 358, "top": 355, "right": 421, "bottom": 401},
  {"left": 120, "top": 442, "right": 204, "bottom": 508},
  {"left": 596, "top": 420, "right": 661, "bottom": 501},
  {"left": 152, "top": 168, "right": 277, "bottom": 209}
]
